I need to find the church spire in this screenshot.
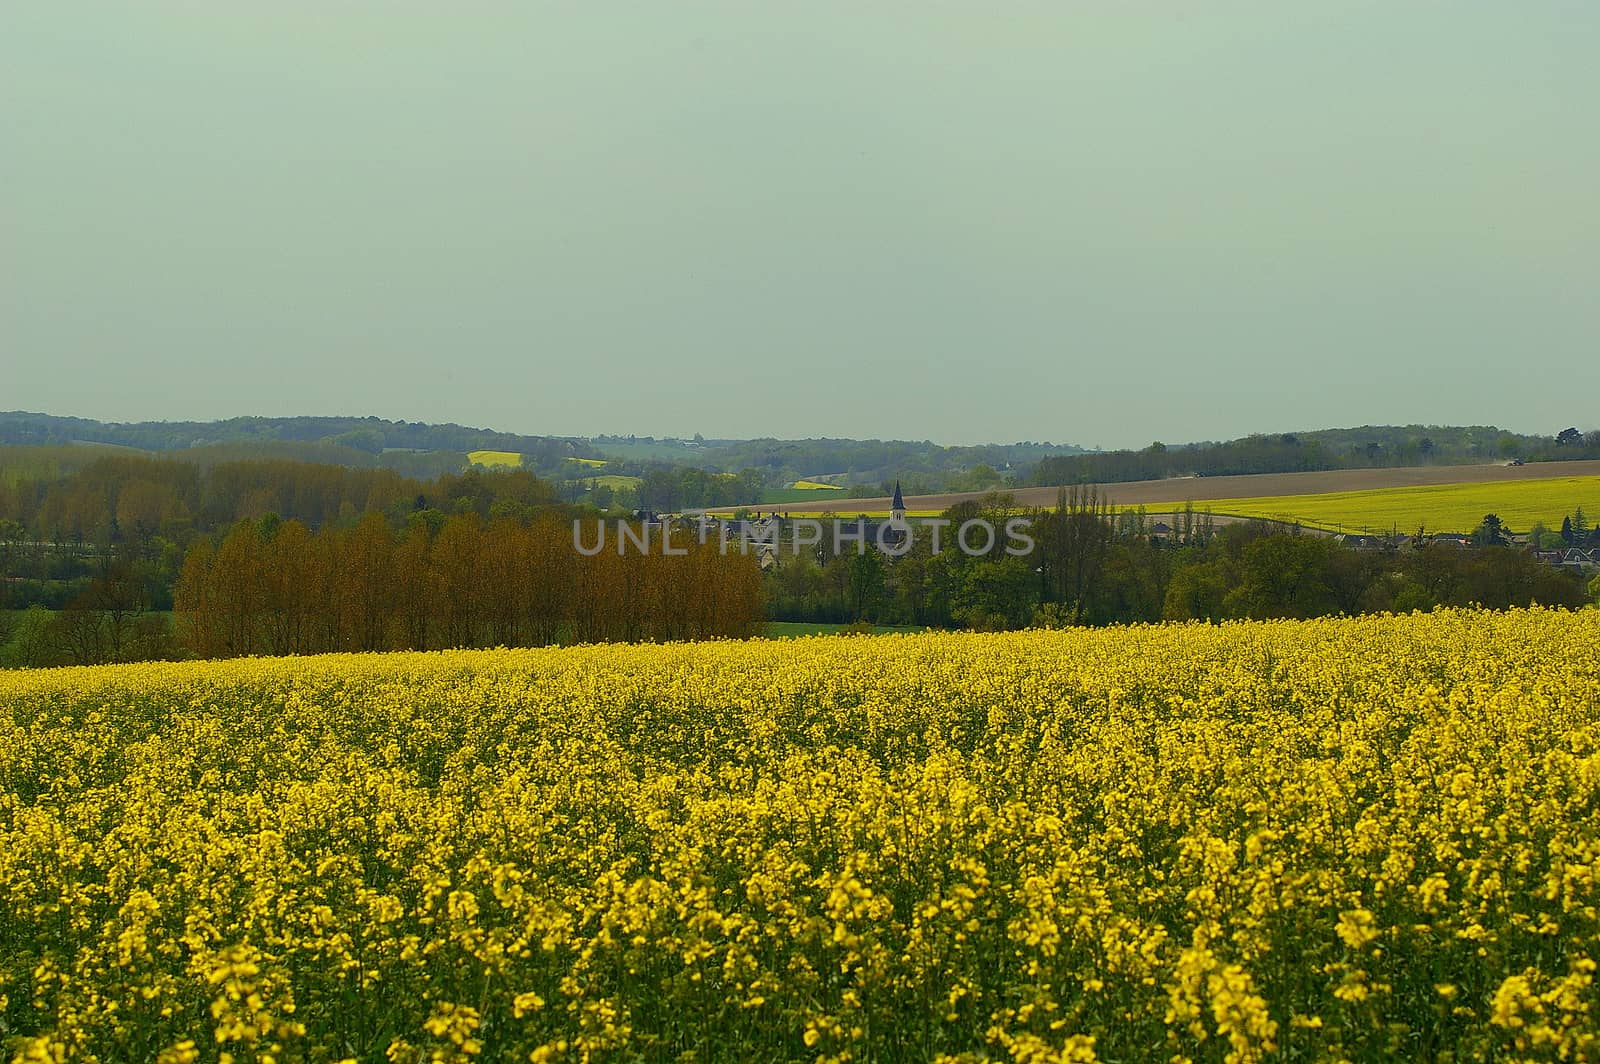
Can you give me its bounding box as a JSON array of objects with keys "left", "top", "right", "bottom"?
[{"left": 891, "top": 480, "right": 905, "bottom": 518}]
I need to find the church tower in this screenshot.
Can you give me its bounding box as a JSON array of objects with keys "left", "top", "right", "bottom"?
[{"left": 890, "top": 480, "right": 906, "bottom": 522}]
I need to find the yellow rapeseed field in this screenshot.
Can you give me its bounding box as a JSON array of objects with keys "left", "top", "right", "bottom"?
[
  {"left": 3, "top": 610, "right": 1599, "bottom": 1063},
  {"left": 1193, "top": 476, "right": 1600, "bottom": 535},
  {"left": 466, "top": 451, "right": 523, "bottom": 469}
]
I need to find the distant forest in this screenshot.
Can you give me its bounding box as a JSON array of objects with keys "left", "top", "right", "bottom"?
[
  {"left": 0, "top": 410, "right": 605, "bottom": 460},
  {"left": 4, "top": 411, "right": 1598, "bottom": 510}
]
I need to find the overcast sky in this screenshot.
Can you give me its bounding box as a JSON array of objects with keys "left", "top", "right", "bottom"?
[{"left": 3, "top": 2, "right": 1595, "bottom": 448}]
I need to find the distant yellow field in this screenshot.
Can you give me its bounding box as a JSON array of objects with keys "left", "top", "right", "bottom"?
[
  {"left": 466, "top": 449, "right": 522, "bottom": 469},
  {"left": 563, "top": 456, "right": 607, "bottom": 467},
  {"left": 790, "top": 479, "right": 845, "bottom": 491},
  {"left": 1200, "top": 474, "right": 1600, "bottom": 533},
  {"left": 583, "top": 474, "right": 643, "bottom": 490},
  {"left": 708, "top": 474, "right": 1600, "bottom": 531}
]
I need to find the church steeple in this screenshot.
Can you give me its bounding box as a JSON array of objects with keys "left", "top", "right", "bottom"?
[{"left": 890, "top": 480, "right": 905, "bottom": 520}]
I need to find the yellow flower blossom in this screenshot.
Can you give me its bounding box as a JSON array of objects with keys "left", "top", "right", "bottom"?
[{"left": 1, "top": 607, "right": 1598, "bottom": 1060}]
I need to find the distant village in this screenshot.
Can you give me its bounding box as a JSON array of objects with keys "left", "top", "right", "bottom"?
[{"left": 628, "top": 492, "right": 1600, "bottom": 577}]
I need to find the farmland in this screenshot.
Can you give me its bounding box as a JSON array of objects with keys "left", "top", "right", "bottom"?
[
  {"left": 763, "top": 462, "right": 1600, "bottom": 533},
  {"left": 1185, "top": 474, "right": 1600, "bottom": 534},
  {"left": 466, "top": 449, "right": 523, "bottom": 469},
  {"left": 771, "top": 460, "right": 1600, "bottom": 512},
  {"left": 788, "top": 474, "right": 1600, "bottom": 535},
  {"left": 4, "top": 608, "right": 1599, "bottom": 1061}
]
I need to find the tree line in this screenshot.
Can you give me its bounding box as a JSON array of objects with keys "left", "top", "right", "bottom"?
[
  {"left": 763, "top": 492, "right": 1595, "bottom": 630},
  {"left": 0, "top": 411, "right": 604, "bottom": 463},
  {"left": 175, "top": 512, "right": 762, "bottom": 658},
  {"left": 3, "top": 510, "right": 762, "bottom": 667},
  {"left": 1031, "top": 426, "right": 1600, "bottom": 488}
]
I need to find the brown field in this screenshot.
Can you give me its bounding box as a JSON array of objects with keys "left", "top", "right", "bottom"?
[{"left": 757, "top": 460, "right": 1600, "bottom": 515}]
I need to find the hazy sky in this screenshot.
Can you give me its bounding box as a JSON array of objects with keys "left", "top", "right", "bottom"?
[{"left": 3, "top": 2, "right": 1595, "bottom": 448}]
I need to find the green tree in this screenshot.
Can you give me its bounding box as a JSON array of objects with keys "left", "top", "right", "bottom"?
[
  {"left": 0, "top": 517, "right": 25, "bottom": 576},
  {"left": 1036, "top": 486, "right": 1113, "bottom": 624},
  {"left": 1472, "top": 513, "right": 1508, "bottom": 547},
  {"left": 846, "top": 551, "right": 886, "bottom": 621},
  {"left": 950, "top": 557, "right": 1037, "bottom": 630},
  {"left": 1224, "top": 535, "right": 1339, "bottom": 618},
  {"left": 0, "top": 604, "right": 60, "bottom": 668},
  {"left": 1162, "top": 560, "right": 1231, "bottom": 622}
]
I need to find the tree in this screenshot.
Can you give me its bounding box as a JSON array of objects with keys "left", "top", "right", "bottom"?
[
  {"left": 339, "top": 512, "right": 396, "bottom": 651},
  {"left": 0, "top": 605, "right": 60, "bottom": 668},
  {"left": 1162, "top": 560, "right": 1232, "bottom": 622},
  {"left": 1556, "top": 427, "right": 1583, "bottom": 447},
  {"left": 1472, "top": 513, "right": 1508, "bottom": 547},
  {"left": 391, "top": 522, "right": 437, "bottom": 650},
  {"left": 211, "top": 521, "right": 266, "bottom": 656},
  {"left": 260, "top": 520, "right": 320, "bottom": 655},
  {"left": 1562, "top": 516, "right": 1574, "bottom": 545},
  {"left": 846, "top": 551, "right": 886, "bottom": 621},
  {"left": 0, "top": 517, "right": 25, "bottom": 577},
  {"left": 1036, "top": 486, "right": 1114, "bottom": 624},
  {"left": 950, "top": 557, "right": 1037, "bottom": 630},
  {"left": 1226, "top": 535, "right": 1338, "bottom": 619}
]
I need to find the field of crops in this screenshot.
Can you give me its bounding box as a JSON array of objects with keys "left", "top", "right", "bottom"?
[
  {"left": 466, "top": 450, "right": 523, "bottom": 469},
  {"left": 801, "top": 474, "right": 1600, "bottom": 531},
  {"left": 4, "top": 610, "right": 1599, "bottom": 1062},
  {"left": 1200, "top": 475, "right": 1600, "bottom": 535}
]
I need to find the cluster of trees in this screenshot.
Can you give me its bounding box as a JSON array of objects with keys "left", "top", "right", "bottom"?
[
  {"left": 0, "top": 448, "right": 646, "bottom": 640},
  {"left": 1158, "top": 529, "right": 1587, "bottom": 622},
  {"left": 0, "top": 563, "right": 175, "bottom": 667},
  {"left": 0, "top": 444, "right": 764, "bottom": 665},
  {"left": 1031, "top": 426, "right": 1600, "bottom": 487},
  {"left": 173, "top": 512, "right": 763, "bottom": 659},
  {"left": 764, "top": 493, "right": 1594, "bottom": 630},
  {"left": 0, "top": 453, "right": 568, "bottom": 567}
]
